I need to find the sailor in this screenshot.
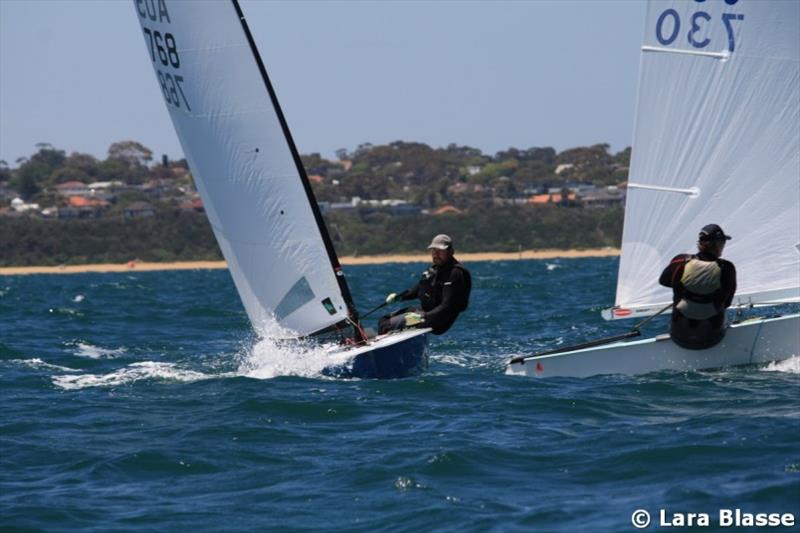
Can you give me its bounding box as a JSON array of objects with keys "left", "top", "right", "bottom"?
[
  {"left": 659, "top": 223, "right": 737, "bottom": 349},
  {"left": 378, "top": 234, "right": 471, "bottom": 335}
]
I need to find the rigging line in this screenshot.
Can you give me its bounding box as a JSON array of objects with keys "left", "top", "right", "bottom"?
[
  {"left": 641, "top": 45, "right": 729, "bottom": 60},
  {"left": 510, "top": 302, "right": 674, "bottom": 365},
  {"left": 631, "top": 302, "right": 674, "bottom": 331},
  {"left": 626, "top": 183, "right": 700, "bottom": 196},
  {"left": 345, "top": 316, "right": 369, "bottom": 345}
]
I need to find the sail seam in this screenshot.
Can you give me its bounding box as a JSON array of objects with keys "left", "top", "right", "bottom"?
[{"left": 181, "top": 109, "right": 273, "bottom": 119}]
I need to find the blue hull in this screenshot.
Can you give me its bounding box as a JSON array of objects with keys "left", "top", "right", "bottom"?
[{"left": 323, "top": 330, "right": 429, "bottom": 379}]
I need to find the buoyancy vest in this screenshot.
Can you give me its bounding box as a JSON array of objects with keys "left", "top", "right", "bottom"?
[
  {"left": 675, "top": 256, "right": 723, "bottom": 320},
  {"left": 418, "top": 262, "right": 471, "bottom": 312}
]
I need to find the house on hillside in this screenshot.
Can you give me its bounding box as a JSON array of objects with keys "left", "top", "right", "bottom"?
[
  {"left": 57, "top": 206, "right": 103, "bottom": 219},
  {"left": 140, "top": 178, "right": 178, "bottom": 198},
  {"left": 69, "top": 196, "right": 109, "bottom": 209},
  {"left": 179, "top": 197, "right": 204, "bottom": 212},
  {"left": 124, "top": 202, "right": 155, "bottom": 218},
  {"left": 431, "top": 205, "right": 462, "bottom": 216},
  {"left": 88, "top": 180, "right": 124, "bottom": 192},
  {"left": 555, "top": 163, "right": 574, "bottom": 176},
  {"left": 55, "top": 181, "right": 89, "bottom": 197},
  {"left": 10, "top": 197, "right": 40, "bottom": 213},
  {"left": 578, "top": 186, "right": 626, "bottom": 208},
  {"left": 528, "top": 192, "right": 577, "bottom": 205},
  {"left": 390, "top": 203, "right": 422, "bottom": 215}
]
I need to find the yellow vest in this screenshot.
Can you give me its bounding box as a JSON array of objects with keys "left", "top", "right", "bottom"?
[{"left": 675, "top": 258, "right": 722, "bottom": 319}]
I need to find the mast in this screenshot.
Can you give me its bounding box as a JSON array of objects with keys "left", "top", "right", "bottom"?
[{"left": 231, "top": 0, "right": 362, "bottom": 336}]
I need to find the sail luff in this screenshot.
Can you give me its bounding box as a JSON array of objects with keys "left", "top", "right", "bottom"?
[{"left": 229, "top": 0, "right": 361, "bottom": 328}]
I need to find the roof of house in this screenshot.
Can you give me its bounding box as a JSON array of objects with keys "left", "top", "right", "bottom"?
[
  {"left": 68, "top": 196, "right": 109, "bottom": 207},
  {"left": 528, "top": 192, "right": 576, "bottom": 204},
  {"left": 431, "top": 205, "right": 463, "bottom": 216},
  {"left": 55, "top": 181, "right": 88, "bottom": 189}
]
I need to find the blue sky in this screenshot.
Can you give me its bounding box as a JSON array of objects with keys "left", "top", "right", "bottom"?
[{"left": 0, "top": 0, "right": 645, "bottom": 166}]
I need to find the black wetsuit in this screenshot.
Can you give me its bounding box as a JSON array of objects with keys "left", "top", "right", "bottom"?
[
  {"left": 380, "top": 258, "right": 471, "bottom": 335},
  {"left": 659, "top": 252, "right": 737, "bottom": 349}
]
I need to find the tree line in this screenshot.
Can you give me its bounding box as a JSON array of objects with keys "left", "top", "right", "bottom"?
[
  {"left": 0, "top": 140, "right": 627, "bottom": 265},
  {"left": 0, "top": 205, "right": 621, "bottom": 267}
]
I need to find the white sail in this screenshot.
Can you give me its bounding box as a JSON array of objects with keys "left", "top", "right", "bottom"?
[
  {"left": 614, "top": 0, "right": 800, "bottom": 317},
  {"left": 133, "top": 0, "right": 352, "bottom": 336}
]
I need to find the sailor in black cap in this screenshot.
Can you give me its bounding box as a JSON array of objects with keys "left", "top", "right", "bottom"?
[
  {"left": 659, "top": 224, "right": 737, "bottom": 349},
  {"left": 378, "top": 234, "right": 471, "bottom": 335}
]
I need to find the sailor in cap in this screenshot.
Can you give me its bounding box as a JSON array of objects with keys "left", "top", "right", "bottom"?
[
  {"left": 659, "top": 224, "right": 737, "bottom": 349},
  {"left": 379, "top": 234, "right": 471, "bottom": 335}
]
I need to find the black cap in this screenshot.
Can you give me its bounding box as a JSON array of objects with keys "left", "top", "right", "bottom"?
[{"left": 699, "top": 224, "right": 732, "bottom": 242}]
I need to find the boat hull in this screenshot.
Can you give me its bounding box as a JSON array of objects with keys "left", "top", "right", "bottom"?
[
  {"left": 323, "top": 328, "right": 430, "bottom": 379},
  {"left": 506, "top": 314, "right": 800, "bottom": 378}
]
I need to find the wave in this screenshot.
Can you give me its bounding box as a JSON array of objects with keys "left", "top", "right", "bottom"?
[
  {"left": 67, "top": 341, "right": 127, "bottom": 359},
  {"left": 236, "top": 337, "right": 344, "bottom": 381},
  {"left": 52, "top": 362, "right": 213, "bottom": 390},
  {"left": 761, "top": 355, "right": 800, "bottom": 374},
  {"left": 9, "top": 358, "right": 80, "bottom": 373}
]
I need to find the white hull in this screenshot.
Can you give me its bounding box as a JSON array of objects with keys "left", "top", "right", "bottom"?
[{"left": 506, "top": 314, "right": 800, "bottom": 378}]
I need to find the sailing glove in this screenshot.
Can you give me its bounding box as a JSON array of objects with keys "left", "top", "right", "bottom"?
[
  {"left": 403, "top": 312, "right": 424, "bottom": 326},
  {"left": 385, "top": 292, "right": 397, "bottom": 304}
]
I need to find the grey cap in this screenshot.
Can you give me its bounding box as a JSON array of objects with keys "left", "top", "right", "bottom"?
[{"left": 428, "top": 234, "right": 453, "bottom": 250}]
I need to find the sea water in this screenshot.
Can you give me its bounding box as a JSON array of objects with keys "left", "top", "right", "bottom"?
[{"left": 1, "top": 258, "right": 798, "bottom": 531}]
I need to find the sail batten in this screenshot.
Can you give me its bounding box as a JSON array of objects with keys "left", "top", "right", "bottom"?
[
  {"left": 134, "top": 0, "right": 357, "bottom": 336},
  {"left": 615, "top": 0, "right": 800, "bottom": 316},
  {"left": 641, "top": 45, "right": 729, "bottom": 59}
]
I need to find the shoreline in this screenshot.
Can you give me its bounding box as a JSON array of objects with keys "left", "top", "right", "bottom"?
[{"left": 0, "top": 248, "right": 619, "bottom": 275}]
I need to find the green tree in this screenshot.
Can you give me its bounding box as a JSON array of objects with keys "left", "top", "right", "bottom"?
[
  {"left": 107, "top": 140, "right": 153, "bottom": 167},
  {"left": 0, "top": 160, "right": 10, "bottom": 183},
  {"left": 10, "top": 160, "right": 51, "bottom": 199}
]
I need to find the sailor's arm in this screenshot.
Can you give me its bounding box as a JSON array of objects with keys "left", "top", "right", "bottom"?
[
  {"left": 397, "top": 286, "right": 417, "bottom": 301},
  {"left": 659, "top": 254, "right": 688, "bottom": 287},
  {"left": 721, "top": 261, "right": 737, "bottom": 308}
]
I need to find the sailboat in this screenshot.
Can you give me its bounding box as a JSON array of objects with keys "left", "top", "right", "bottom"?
[
  {"left": 507, "top": 0, "right": 800, "bottom": 378},
  {"left": 133, "top": 0, "right": 429, "bottom": 378}
]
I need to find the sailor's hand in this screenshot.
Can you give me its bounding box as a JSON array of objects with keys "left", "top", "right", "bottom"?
[
  {"left": 385, "top": 292, "right": 397, "bottom": 304},
  {"left": 403, "top": 312, "right": 424, "bottom": 326}
]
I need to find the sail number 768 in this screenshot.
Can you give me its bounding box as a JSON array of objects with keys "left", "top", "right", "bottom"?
[{"left": 141, "top": 24, "right": 192, "bottom": 112}]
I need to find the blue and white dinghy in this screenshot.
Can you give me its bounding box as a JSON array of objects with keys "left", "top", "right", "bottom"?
[
  {"left": 133, "top": 0, "right": 429, "bottom": 379},
  {"left": 508, "top": 0, "right": 800, "bottom": 378}
]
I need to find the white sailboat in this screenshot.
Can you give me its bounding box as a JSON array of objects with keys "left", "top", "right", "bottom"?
[
  {"left": 508, "top": 0, "right": 800, "bottom": 378},
  {"left": 133, "top": 0, "right": 429, "bottom": 378}
]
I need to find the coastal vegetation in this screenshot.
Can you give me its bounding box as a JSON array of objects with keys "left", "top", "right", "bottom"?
[{"left": 0, "top": 141, "right": 627, "bottom": 266}]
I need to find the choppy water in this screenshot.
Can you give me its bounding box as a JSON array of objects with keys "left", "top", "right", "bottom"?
[{"left": 2, "top": 258, "right": 798, "bottom": 531}]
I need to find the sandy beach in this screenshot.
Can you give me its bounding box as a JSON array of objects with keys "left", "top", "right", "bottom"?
[{"left": 0, "top": 248, "right": 619, "bottom": 275}]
